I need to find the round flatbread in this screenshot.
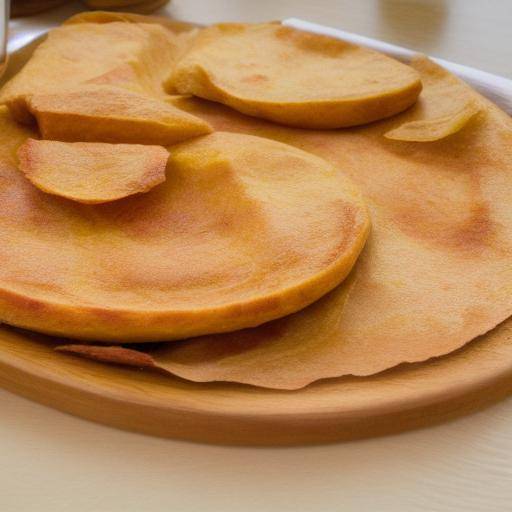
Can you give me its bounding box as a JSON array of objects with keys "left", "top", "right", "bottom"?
[
  {"left": 170, "top": 23, "right": 422, "bottom": 128},
  {"left": 0, "top": 123, "right": 370, "bottom": 341},
  {"left": 59, "top": 58, "right": 512, "bottom": 389},
  {"left": 17, "top": 139, "right": 169, "bottom": 204}
]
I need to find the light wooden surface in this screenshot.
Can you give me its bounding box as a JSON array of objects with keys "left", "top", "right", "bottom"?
[
  {"left": 1, "top": 320, "right": 512, "bottom": 445},
  {"left": 2, "top": 1, "right": 512, "bottom": 511}
]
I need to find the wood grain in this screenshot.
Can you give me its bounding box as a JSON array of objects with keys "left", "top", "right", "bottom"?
[{"left": 0, "top": 318, "right": 511, "bottom": 445}]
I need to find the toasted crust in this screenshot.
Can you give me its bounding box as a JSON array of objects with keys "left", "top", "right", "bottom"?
[{"left": 170, "top": 23, "right": 422, "bottom": 128}]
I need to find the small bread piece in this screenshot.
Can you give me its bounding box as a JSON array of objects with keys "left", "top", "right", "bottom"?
[
  {"left": 17, "top": 139, "right": 168, "bottom": 204},
  {"left": 28, "top": 87, "right": 212, "bottom": 145},
  {"left": 385, "top": 58, "right": 482, "bottom": 141},
  {"left": 170, "top": 23, "right": 422, "bottom": 129},
  {"left": 385, "top": 101, "right": 480, "bottom": 141},
  {"left": 0, "top": 20, "right": 191, "bottom": 123}
]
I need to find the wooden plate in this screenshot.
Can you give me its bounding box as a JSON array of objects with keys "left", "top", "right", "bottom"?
[
  {"left": 0, "top": 321, "right": 511, "bottom": 445},
  {"left": 1, "top": 21, "right": 511, "bottom": 446}
]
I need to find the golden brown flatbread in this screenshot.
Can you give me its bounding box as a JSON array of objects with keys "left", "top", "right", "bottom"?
[
  {"left": 17, "top": 139, "right": 169, "bottom": 204},
  {"left": 0, "top": 116, "right": 369, "bottom": 341},
  {"left": 57, "top": 57, "right": 512, "bottom": 389},
  {"left": 27, "top": 87, "right": 212, "bottom": 145},
  {"left": 0, "top": 18, "right": 192, "bottom": 123},
  {"left": 170, "top": 23, "right": 422, "bottom": 128},
  {"left": 63, "top": 10, "right": 196, "bottom": 33},
  {"left": 384, "top": 59, "right": 482, "bottom": 141}
]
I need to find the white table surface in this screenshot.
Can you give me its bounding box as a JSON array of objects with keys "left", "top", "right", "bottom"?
[{"left": 2, "top": 1, "right": 512, "bottom": 511}]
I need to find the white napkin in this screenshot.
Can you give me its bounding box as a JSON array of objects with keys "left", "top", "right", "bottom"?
[{"left": 283, "top": 18, "right": 512, "bottom": 115}]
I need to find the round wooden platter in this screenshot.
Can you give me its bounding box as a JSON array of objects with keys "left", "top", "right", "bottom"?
[
  {"left": 0, "top": 320, "right": 511, "bottom": 446},
  {"left": 2, "top": 21, "right": 512, "bottom": 447}
]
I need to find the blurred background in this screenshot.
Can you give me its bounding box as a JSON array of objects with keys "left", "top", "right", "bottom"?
[{"left": 8, "top": 0, "right": 512, "bottom": 77}]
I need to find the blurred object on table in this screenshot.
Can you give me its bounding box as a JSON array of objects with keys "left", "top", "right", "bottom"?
[
  {"left": 378, "top": 0, "right": 448, "bottom": 50},
  {"left": 11, "top": 0, "right": 67, "bottom": 17},
  {"left": 10, "top": 0, "right": 169, "bottom": 17},
  {"left": 81, "top": 0, "right": 169, "bottom": 13}
]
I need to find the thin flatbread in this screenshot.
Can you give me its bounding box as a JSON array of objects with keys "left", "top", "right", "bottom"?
[
  {"left": 385, "top": 101, "right": 480, "bottom": 141},
  {"left": 0, "top": 116, "right": 369, "bottom": 341},
  {"left": 17, "top": 139, "right": 169, "bottom": 204},
  {"left": 0, "top": 17, "right": 192, "bottom": 122},
  {"left": 385, "top": 59, "right": 482, "bottom": 141},
  {"left": 58, "top": 57, "right": 512, "bottom": 389},
  {"left": 27, "top": 87, "right": 212, "bottom": 145},
  {"left": 63, "top": 10, "right": 197, "bottom": 33},
  {"left": 170, "top": 23, "right": 422, "bottom": 128}
]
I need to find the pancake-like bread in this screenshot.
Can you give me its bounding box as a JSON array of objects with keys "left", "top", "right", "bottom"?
[
  {"left": 58, "top": 58, "right": 512, "bottom": 389},
  {"left": 170, "top": 23, "right": 422, "bottom": 128},
  {"left": 0, "top": 121, "right": 369, "bottom": 341},
  {"left": 27, "top": 87, "right": 212, "bottom": 145},
  {"left": 17, "top": 139, "right": 169, "bottom": 204}
]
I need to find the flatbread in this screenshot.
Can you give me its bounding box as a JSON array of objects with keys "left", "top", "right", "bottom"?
[
  {"left": 27, "top": 87, "right": 212, "bottom": 145},
  {"left": 170, "top": 23, "right": 422, "bottom": 128},
  {"left": 63, "top": 10, "right": 196, "bottom": 33},
  {"left": 0, "top": 117, "right": 369, "bottom": 341},
  {"left": 17, "top": 139, "right": 169, "bottom": 204},
  {"left": 0, "top": 18, "right": 192, "bottom": 123},
  {"left": 385, "top": 101, "right": 480, "bottom": 141},
  {"left": 385, "top": 60, "right": 482, "bottom": 141},
  {"left": 58, "top": 57, "right": 512, "bottom": 389},
  {"left": 56, "top": 276, "right": 355, "bottom": 384}
]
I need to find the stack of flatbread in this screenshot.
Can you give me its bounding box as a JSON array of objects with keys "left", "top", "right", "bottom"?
[{"left": 0, "top": 12, "right": 511, "bottom": 390}]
